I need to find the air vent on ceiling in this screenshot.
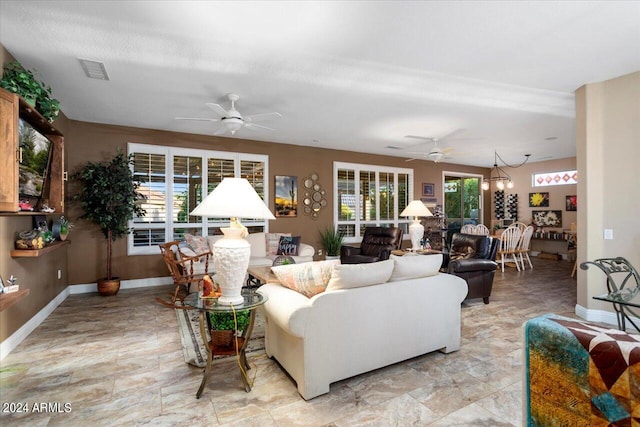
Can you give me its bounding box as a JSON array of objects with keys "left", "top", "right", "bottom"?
[{"left": 78, "top": 58, "right": 110, "bottom": 80}]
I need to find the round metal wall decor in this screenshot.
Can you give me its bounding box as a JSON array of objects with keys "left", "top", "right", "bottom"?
[{"left": 301, "top": 172, "right": 326, "bottom": 220}]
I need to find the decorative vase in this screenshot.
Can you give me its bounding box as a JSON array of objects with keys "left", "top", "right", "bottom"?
[
  {"left": 97, "top": 278, "right": 120, "bottom": 296},
  {"left": 212, "top": 227, "right": 250, "bottom": 306},
  {"left": 52, "top": 220, "right": 69, "bottom": 241}
]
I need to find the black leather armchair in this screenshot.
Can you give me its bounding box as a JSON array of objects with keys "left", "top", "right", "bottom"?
[
  {"left": 340, "top": 226, "right": 404, "bottom": 264},
  {"left": 443, "top": 233, "right": 500, "bottom": 304}
]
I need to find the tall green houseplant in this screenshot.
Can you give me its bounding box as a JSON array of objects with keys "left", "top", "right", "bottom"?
[
  {"left": 73, "top": 150, "right": 145, "bottom": 294},
  {"left": 319, "top": 227, "right": 344, "bottom": 257}
]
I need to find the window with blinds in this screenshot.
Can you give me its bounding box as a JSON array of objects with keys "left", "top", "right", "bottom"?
[
  {"left": 334, "top": 162, "right": 413, "bottom": 243},
  {"left": 128, "top": 143, "right": 269, "bottom": 255}
]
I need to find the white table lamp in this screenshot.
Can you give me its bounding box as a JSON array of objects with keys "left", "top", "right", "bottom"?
[
  {"left": 400, "top": 200, "right": 433, "bottom": 251},
  {"left": 190, "top": 178, "right": 275, "bottom": 305}
]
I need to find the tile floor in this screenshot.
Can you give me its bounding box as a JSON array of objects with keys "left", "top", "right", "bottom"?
[{"left": 0, "top": 258, "right": 579, "bottom": 426}]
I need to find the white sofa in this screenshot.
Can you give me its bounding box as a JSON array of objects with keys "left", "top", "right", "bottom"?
[
  {"left": 180, "top": 232, "right": 315, "bottom": 275},
  {"left": 258, "top": 255, "right": 468, "bottom": 400}
]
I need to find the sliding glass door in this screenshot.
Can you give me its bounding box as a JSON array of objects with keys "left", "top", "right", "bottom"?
[{"left": 444, "top": 174, "right": 482, "bottom": 245}]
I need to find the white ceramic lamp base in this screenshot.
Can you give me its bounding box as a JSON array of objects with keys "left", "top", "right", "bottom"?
[
  {"left": 408, "top": 219, "right": 424, "bottom": 251},
  {"left": 212, "top": 227, "right": 250, "bottom": 306}
]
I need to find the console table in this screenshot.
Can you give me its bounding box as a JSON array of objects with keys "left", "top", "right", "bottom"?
[{"left": 182, "top": 291, "right": 266, "bottom": 398}]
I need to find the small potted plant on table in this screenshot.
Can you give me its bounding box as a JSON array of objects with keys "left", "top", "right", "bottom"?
[{"left": 209, "top": 310, "right": 251, "bottom": 348}]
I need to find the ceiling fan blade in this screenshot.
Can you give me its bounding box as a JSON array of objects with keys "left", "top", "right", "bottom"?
[
  {"left": 205, "top": 103, "right": 228, "bottom": 117},
  {"left": 245, "top": 123, "right": 275, "bottom": 131},
  {"left": 404, "top": 135, "right": 435, "bottom": 141},
  {"left": 245, "top": 112, "right": 282, "bottom": 122},
  {"left": 441, "top": 147, "right": 455, "bottom": 154},
  {"left": 174, "top": 117, "right": 220, "bottom": 122}
]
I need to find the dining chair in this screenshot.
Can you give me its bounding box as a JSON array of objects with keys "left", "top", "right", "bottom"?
[
  {"left": 475, "top": 224, "right": 490, "bottom": 236},
  {"left": 517, "top": 225, "right": 534, "bottom": 269},
  {"left": 497, "top": 226, "right": 522, "bottom": 272},
  {"left": 460, "top": 224, "right": 476, "bottom": 234},
  {"left": 512, "top": 222, "right": 528, "bottom": 233}
]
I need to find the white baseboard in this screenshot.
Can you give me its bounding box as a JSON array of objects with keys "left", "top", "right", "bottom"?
[
  {"left": 1, "top": 276, "right": 173, "bottom": 360},
  {"left": 69, "top": 276, "right": 173, "bottom": 294},
  {"left": 0, "top": 287, "right": 70, "bottom": 360},
  {"left": 575, "top": 304, "right": 639, "bottom": 332}
]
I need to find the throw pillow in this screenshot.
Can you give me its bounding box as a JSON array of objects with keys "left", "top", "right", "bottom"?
[
  {"left": 388, "top": 254, "right": 442, "bottom": 282},
  {"left": 277, "top": 235, "right": 301, "bottom": 256},
  {"left": 184, "top": 233, "right": 210, "bottom": 255},
  {"left": 271, "top": 259, "right": 340, "bottom": 298},
  {"left": 449, "top": 246, "right": 476, "bottom": 261},
  {"left": 266, "top": 233, "right": 291, "bottom": 255},
  {"left": 326, "top": 259, "right": 394, "bottom": 291}
]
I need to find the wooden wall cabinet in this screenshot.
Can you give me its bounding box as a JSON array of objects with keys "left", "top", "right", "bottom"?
[{"left": 0, "top": 88, "right": 64, "bottom": 213}]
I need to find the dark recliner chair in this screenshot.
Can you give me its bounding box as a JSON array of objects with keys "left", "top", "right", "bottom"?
[
  {"left": 340, "top": 226, "right": 404, "bottom": 264},
  {"left": 443, "top": 233, "right": 500, "bottom": 304}
]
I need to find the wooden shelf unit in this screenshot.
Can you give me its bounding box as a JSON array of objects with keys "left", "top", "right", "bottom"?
[
  {"left": 10, "top": 239, "right": 70, "bottom": 258},
  {"left": 0, "top": 289, "right": 30, "bottom": 311}
]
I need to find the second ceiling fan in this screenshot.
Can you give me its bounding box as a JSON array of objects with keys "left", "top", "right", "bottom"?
[{"left": 176, "top": 93, "right": 281, "bottom": 136}]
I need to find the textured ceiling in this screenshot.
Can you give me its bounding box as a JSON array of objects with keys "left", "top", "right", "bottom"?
[{"left": 1, "top": 1, "right": 639, "bottom": 167}]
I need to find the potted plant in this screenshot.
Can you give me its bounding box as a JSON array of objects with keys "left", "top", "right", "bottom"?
[
  {"left": 73, "top": 150, "right": 146, "bottom": 296},
  {"left": 209, "top": 310, "right": 251, "bottom": 348},
  {"left": 0, "top": 61, "right": 60, "bottom": 122},
  {"left": 319, "top": 227, "right": 343, "bottom": 259}
]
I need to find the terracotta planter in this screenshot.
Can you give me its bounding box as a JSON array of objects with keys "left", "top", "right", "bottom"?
[{"left": 97, "top": 278, "right": 120, "bottom": 296}]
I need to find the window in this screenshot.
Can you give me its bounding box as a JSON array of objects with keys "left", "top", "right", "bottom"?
[
  {"left": 334, "top": 162, "right": 412, "bottom": 243},
  {"left": 533, "top": 170, "right": 577, "bottom": 187},
  {"left": 129, "top": 143, "right": 269, "bottom": 255}
]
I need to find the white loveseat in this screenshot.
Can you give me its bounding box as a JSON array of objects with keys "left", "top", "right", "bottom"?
[
  {"left": 258, "top": 254, "right": 468, "bottom": 400},
  {"left": 178, "top": 232, "right": 315, "bottom": 275}
]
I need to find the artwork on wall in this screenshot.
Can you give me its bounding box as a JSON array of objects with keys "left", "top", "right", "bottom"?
[
  {"left": 529, "top": 192, "right": 550, "bottom": 207},
  {"left": 422, "top": 183, "right": 435, "bottom": 197},
  {"left": 275, "top": 175, "right": 297, "bottom": 217},
  {"left": 532, "top": 210, "right": 563, "bottom": 228},
  {"left": 301, "top": 172, "right": 326, "bottom": 220},
  {"left": 566, "top": 195, "right": 577, "bottom": 211}
]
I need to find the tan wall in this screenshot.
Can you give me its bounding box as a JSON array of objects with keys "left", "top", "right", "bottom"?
[
  {"left": 1, "top": 46, "right": 71, "bottom": 341},
  {"left": 576, "top": 71, "right": 640, "bottom": 312},
  {"left": 488, "top": 157, "right": 577, "bottom": 257},
  {"left": 65, "top": 120, "right": 488, "bottom": 285}
]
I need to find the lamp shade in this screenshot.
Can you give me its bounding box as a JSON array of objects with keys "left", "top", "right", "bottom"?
[
  {"left": 400, "top": 200, "right": 433, "bottom": 218},
  {"left": 190, "top": 178, "right": 275, "bottom": 219}
]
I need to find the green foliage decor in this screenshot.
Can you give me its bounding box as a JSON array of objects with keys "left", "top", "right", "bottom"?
[
  {"left": 1, "top": 61, "right": 60, "bottom": 122},
  {"left": 209, "top": 310, "right": 250, "bottom": 331},
  {"left": 73, "top": 150, "right": 146, "bottom": 280},
  {"left": 319, "top": 227, "right": 344, "bottom": 257}
]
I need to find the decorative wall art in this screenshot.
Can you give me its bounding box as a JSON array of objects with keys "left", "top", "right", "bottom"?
[
  {"left": 422, "top": 183, "right": 435, "bottom": 197},
  {"left": 529, "top": 192, "right": 549, "bottom": 207},
  {"left": 566, "top": 195, "right": 577, "bottom": 211},
  {"left": 275, "top": 175, "right": 297, "bottom": 217},
  {"left": 532, "top": 210, "right": 563, "bottom": 228},
  {"left": 301, "top": 173, "right": 326, "bottom": 220}
]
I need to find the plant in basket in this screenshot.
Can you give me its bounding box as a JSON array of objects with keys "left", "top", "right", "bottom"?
[{"left": 209, "top": 310, "right": 250, "bottom": 348}]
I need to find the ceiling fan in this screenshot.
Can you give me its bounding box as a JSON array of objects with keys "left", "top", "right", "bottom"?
[
  {"left": 404, "top": 137, "right": 456, "bottom": 163},
  {"left": 175, "top": 93, "right": 282, "bottom": 136}
]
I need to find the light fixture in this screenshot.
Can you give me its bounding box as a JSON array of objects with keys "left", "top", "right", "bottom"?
[
  {"left": 400, "top": 200, "right": 433, "bottom": 251},
  {"left": 482, "top": 151, "right": 530, "bottom": 191},
  {"left": 222, "top": 117, "right": 243, "bottom": 135},
  {"left": 190, "top": 178, "right": 275, "bottom": 305}
]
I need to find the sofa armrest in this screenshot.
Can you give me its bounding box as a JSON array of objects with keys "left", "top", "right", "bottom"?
[
  {"left": 259, "top": 284, "right": 311, "bottom": 338},
  {"left": 340, "top": 245, "right": 360, "bottom": 258},
  {"left": 448, "top": 258, "right": 498, "bottom": 273}
]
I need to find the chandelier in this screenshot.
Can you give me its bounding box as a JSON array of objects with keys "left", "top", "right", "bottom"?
[{"left": 481, "top": 151, "right": 531, "bottom": 191}]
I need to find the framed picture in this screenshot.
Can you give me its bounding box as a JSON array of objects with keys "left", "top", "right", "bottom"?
[
  {"left": 422, "top": 183, "right": 435, "bottom": 197},
  {"left": 532, "top": 210, "right": 562, "bottom": 228},
  {"left": 529, "top": 192, "right": 549, "bottom": 207},
  {"left": 566, "top": 195, "right": 577, "bottom": 211},
  {"left": 274, "top": 175, "right": 297, "bottom": 217}
]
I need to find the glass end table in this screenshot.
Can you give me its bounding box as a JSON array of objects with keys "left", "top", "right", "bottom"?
[{"left": 182, "top": 291, "right": 267, "bottom": 398}]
